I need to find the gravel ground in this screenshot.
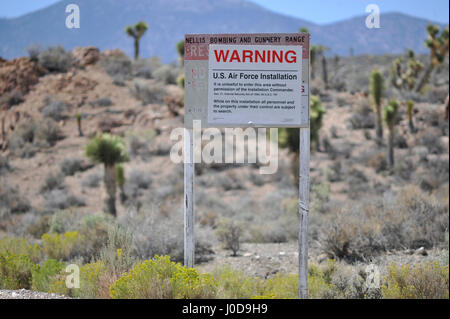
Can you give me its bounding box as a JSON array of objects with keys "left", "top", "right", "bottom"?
[{"left": 0, "top": 289, "right": 71, "bottom": 299}]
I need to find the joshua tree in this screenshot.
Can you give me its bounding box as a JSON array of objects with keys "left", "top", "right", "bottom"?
[
  {"left": 405, "top": 100, "right": 415, "bottom": 133},
  {"left": 283, "top": 95, "right": 324, "bottom": 154},
  {"left": 389, "top": 50, "right": 424, "bottom": 91},
  {"left": 85, "top": 134, "right": 129, "bottom": 216},
  {"left": 384, "top": 100, "right": 400, "bottom": 168},
  {"left": 310, "top": 95, "right": 326, "bottom": 152},
  {"left": 315, "top": 45, "right": 329, "bottom": 87},
  {"left": 310, "top": 46, "right": 317, "bottom": 79},
  {"left": 76, "top": 113, "right": 83, "bottom": 137},
  {"left": 125, "top": 22, "right": 149, "bottom": 60},
  {"left": 299, "top": 27, "right": 309, "bottom": 33},
  {"left": 176, "top": 40, "right": 185, "bottom": 66},
  {"left": 415, "top": 24, "right": 449, "bottom": 93},
  {"left": 299, "top": 27, "right": 320, "bottom": 82},
  {"left": 370, "top": 68, "right": 384, "bottom": 141},
  {"left": 115, "top": 164, "right": 127, "bottom": 204},
  {"left": 282, "top": 95, "right": 324, "bottom": 183}
]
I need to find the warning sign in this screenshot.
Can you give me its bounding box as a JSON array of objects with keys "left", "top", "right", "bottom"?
[{"left": 184, "top": 34, "right": 310, "bottom": 128}]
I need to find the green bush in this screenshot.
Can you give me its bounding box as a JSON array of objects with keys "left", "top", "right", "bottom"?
[
  {"left": 32, "top": 259, "right": 65, "bottom": 292},
  {"left": 252, "top": 261, "right": 337, "bottom": 299},
  {"left": 0, "top": 186, "right": 31, "bottom": 215},
  {"left": 41, "top": 231, "right": 85, "bottom": 261},
  {"left": 216, "top": 218, "right": 243, "bottom": 256},
  {"left": 382, "top": 262, "right": 449, "bottom": 299},
  {"left": 211, "top": 266, "right": 264, "bottom": 298},
  {"left": 0, "top": 253, "right": 36, "bottom": 289},
  {"left": 0, "top": 236, "right": 43, "bottom": 263},
  {"left": 110, "top": 255, "right": 217, "bottom": 299},
  {"left": 38, "top": 46, "right": 73, "bottom": 72}
]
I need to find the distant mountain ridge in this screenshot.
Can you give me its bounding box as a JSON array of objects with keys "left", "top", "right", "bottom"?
[{"left": 0, "top": 0, "right": 447, "bottom": 62}]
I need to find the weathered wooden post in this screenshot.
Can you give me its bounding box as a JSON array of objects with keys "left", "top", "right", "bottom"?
[
  {"left": 298, "top": 35, "right": 311, "bottom": 299},
  {"left": 298, "top": 127, "right": 310, "bottom": 299},
  {"left": 184, "top": 128, "right": 195, "bottom": 268}
]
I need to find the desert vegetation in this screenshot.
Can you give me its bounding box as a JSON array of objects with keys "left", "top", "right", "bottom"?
[{"left": 0, "top": 23, "right": 448, "bottom": 299}]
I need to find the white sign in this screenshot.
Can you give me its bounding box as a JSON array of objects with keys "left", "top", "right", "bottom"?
[
  {"left": 207, "top": 45, "right": 302, "bottom": 126},
  {"left": 184, "top": 33, "right": 310, "bottom": 128}
]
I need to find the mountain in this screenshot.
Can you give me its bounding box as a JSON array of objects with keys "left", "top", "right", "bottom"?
[{"left": 0, "top": 0, "right": 447, "bottom": 62}]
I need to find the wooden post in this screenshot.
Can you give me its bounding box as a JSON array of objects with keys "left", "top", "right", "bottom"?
[
  {"left": 184, "top": 128, "right": 195, "bottom": 268},
  {"left": 298, "top": 127, "right": 310, "bottom": 298}
]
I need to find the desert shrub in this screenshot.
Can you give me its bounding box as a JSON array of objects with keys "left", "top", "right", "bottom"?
[
  {"left": 41, "top": 99, "right": 67, "bottom": 121},
  {"left": 247, "top": 221, "right": 292, "bottom": 244},
  {"left": 99, "top": 225, "right": 136, "bottom": 278},
  {"left": 40, "top": 172, "right": 66, "bottom": 194},
  {"left": 153, "top": 65, "right": 179, "bottom": 84},
  {"left": 0, "top": 236, "right": 43, "bottom": 263},
  {"left": 90, "top": 97, "right": 113, "bottom": 107},
  {"left": 41, "top": 231, "right": 85, "bottom": 261},
  {"left": 310, "top": 182, "right": 331, "bottom": 214},
  {"left": 125, "top": 130, "right": 157, "bottom": 159},
  {"left": 112, "top": 77, "right": 125, "bottom": 86},
  {"left": 26, "top": 44, "right": 41, "bottom": 62},
  {"left": 59, "top": 157, "right": 86, "bottom": 176},
  {"left": 215, "top": 172, "right": 245, "bottom": 191},
  {"left": 322, "top": 186, "right": 449, "bottom": 260},
  {"left": 130, "top": 80, "right": 166, "bottom": 105},
  {"left": 368, "top": 152, "right": 388, "bottom": 172},
  {"left": 3, "top": 90, "right": 24, "bottom": 108},
  {"left": 82, "top": 172, "right": 102, "bottom": 188},
  {"left": 38, "top": 46, "right": 73, "bottom": 72},
  {"left": 0, "top": 155, "right": 12, "bottom": 175},
  {"left": 211, "top": 266, "right": 264, "bottom": 298},
  {"left": 423, "top": 157, "right": 449, "bottom": 189},
  {"left": 240, "top": 191, "right": 299, "bottom": 243},
  {"left": 25, "top": 214, "right": 51, "bottom": 239},
  {"left": 48, "top": 210, "right": 83, "bottom": 234},
  {"left": 253, "top": 274, "right": 298, "bottom": 299},
  {"left": 382, "top": 262, "right": 449, "bottom": 299},
  {"left": 419, "top": 133, "right": 444, "bottom": 154},
  {"left": 9, "top": 124, "right": 37, "bottom": 158},
  {"left": 349, "top": 99, "right": 375, "bottom": 129},
  {"left": 0, "top": 252, "right": 36, "bottom": 289},
  {"left": 326, "top": 262, "right": 381, "bottom": 299},
  {"left": 0, "top": 185, "right": 31, "bottom": 215},
  {"left": 393, "top": 156, "right": 415, "bottom": 181},
  {"left": 47, "top": 211, "right": 113, "bottom": 262},
  {"left": 255, "top": 265, "right": 335, "bottom": 299},
  {"left": 336, "top": 96, "right": 348, "bottom": 107},
  {"left": 132, "top": 57, "right": 163, "bottom": 79},
  {"left": 43, "top": 189, "right": 85, "bottom": 212},
  {"left": 76, "top": 261, "right": 108, "bottom": 298},
  {"left": 394, "top": 134, "right": 408, "bottom": 149},
  {"left": 345, "top": 168, "right": 369, "bottom": 199},
  {"left": 216, "top": 218, "right": 243, "bottom": 256},
  {"left": 127, "top": 169, "right": 152, "bottom": 189},
  {"left": 118, "top": 208, "right": 213, "bottom": 263},
  {"left": 110, "top": 255, "right": 217, "bottom": 299},
  {"left": 47, "top": 260, "right": 109, "bottom": 298},
  {"left": 124, "top": 169, "right": 153, "bottom": 203},
  {"left": 32, "top": 259, "right": 65, "bottom": 292},
  {"left": 78, "top": 214, "right": 114, "bottom": 260},
  {"left": 35, "top": 118, "right": 64, "bottom": 146},
  {"left": 249, "top": 172, "right": 265, "bottom": 186},
  {"left": 9, "top": 120, "right": 63, "bottom": 158},
  {"left": 100, "top": 54, "right": 132, "bottom": 78}
]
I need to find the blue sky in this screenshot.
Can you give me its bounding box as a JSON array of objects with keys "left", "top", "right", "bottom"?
[{"left": 0, "top": 0, "right": 448, "bottom": 24}]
